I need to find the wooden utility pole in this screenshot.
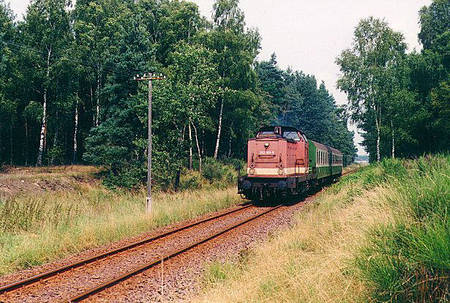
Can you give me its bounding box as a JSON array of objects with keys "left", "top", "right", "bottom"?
[{"left": 134, "top": 73, "right": 165, "bottom": 213}]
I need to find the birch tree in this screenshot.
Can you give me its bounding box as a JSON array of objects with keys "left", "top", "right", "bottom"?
[
  {"left": 164, "top": 42, "right": 219, "bottom": 171},
  {"left": 336, "top": 17, "right": 406, "bottom": 162},
  {"left": 21, "top": 0, "right": 72, "bottom": 166},
  {"left": 209, "top": 0, "right": 260, "bottom": 159},
  {"left": 73, "top": 0, "right": 113, "bottom": 128}
]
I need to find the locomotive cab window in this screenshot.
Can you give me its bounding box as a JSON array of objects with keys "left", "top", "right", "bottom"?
[
  {"left": 257, "top": 131, "right": 278, "bottom": 138},
  {"left": 256, "top": 126, "right": 284, "bottom": 139},
  {"left": 282, "top": 131, "right": 300, "bottom": 142}
]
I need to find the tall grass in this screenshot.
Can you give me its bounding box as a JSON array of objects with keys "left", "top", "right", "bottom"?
[
  {"left": 194, "top": 155, "right": 449, "bottom": 303},
  {"left": 0, "top": 184, "right": 241, "bottom": 275},
  {"left": 356, "top": 155, "right": 449, "bottom": 302}
]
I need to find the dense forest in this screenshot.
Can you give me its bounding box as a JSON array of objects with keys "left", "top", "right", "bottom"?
[
  {"left": 2, "top": 0, "right": 447, "bottom": 187},
  {"left": 337, "top": 0, "right": 449, "bottom": 162},
  {"left": 0, "top": 0, "right": 355, "bottom": 187}
]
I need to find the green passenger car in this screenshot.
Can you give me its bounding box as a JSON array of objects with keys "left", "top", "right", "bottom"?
[{"left": 308, "top": 140, "right": 343, "bottom": 180}]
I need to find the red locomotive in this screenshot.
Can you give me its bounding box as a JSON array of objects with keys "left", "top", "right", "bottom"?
[{"left": 238, "top": 126, "right": 343, "bottom": 200}]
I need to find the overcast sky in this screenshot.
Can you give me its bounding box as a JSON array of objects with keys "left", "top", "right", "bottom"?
[{"left": 7, "top": 0, "right": 432, "bottom": 155}]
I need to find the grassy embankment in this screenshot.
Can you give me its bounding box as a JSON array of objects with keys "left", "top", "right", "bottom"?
[
  {"left": 0, "top": 164, "right": 242, "bottom": 276},
  {"left": 196, "top": 155, "right": 449, "bottom": 302}
]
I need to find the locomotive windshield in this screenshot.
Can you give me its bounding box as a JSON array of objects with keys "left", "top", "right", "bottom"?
[
  {"left": 282, "top": 131, "right": 300, "bottom": 141},
  {"left": 256, "top": 127, "right": 301, "bottom": 142},
  {"left": 257, "top": 131, "right": 279, "bottom": 138}
]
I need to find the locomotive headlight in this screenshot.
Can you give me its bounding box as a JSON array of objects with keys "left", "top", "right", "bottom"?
[
  {"left": 249, "top": 168, "right": 255, "bottom": 175},
  {"left": 264, "top": 143, "right": 270, "bottom": 148},
  {"left": 278, "top": 168, "right": 284, "bottom": 175}
]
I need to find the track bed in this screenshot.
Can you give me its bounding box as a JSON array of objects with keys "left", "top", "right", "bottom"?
[{"left": 0, "top": 199, "right": 311, "bottom": 302}]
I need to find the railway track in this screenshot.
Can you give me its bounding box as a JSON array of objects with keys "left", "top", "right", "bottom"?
[
  {"left": 342, "top": 168, "right": 360, "bottom": 177},
  {"left": 0, "top": 203, "right": 283, "bottom": 302},
  {"left": 69, "top": 205, "right": 282, "bottom": 302}
]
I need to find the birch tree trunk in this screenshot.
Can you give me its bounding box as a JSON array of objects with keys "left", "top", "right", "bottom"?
[
  {"left": 37, "top": 47, "right": 51, "bottom": 166},
  {"left": 213, "top": 97, "right": 224, "bottom": 159},
  {"left": 228, "top": 124, "right": 233, "bottom": 158},
  {"left": 73, "top": 96, "right": 79, "bottom": 164},
  {"left": 37, "top": 91, "right": 47, "bottom": 166},
  {"left": 201, "top": 129, "right": 205, "bottom": 157},
  {"left": 95, "top": 64, "right": 101, "bottom": 127},
  {"left": 391, "top": 119, "right": 395, "bottom": 159},
  {"left": 90, "top": 85, "right": 95, "bottom": 126},
  {"left": 188, "top": 120, "right": 193, "bottom": 170},
  {"left": 375, "top": 106, "right": 381, "bottom": 162},
  {"left": 376, "top": 121, "right": 380, "bottom": 162},
  {"left": 192, "top": 122, "right": 202, "bottom": 173}
]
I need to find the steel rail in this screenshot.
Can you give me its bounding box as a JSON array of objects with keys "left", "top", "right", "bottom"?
[
  {"left": 0, "top": 204, "right": 253, "bottom": 294},
  {"left": 68, "top": 205, "right": 283, "bottom": 302}
]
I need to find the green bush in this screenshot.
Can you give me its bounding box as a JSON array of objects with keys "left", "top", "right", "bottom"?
[
  {"left": 200, "top": 157, "right": 239, "bottom": 187},
  {"left": 222, "top": 157, "right": 246, "bottom": 174},
  {"left": 380, "top": 158, "right": 407, "bottom": 180},
  {"left": 179, "top": 170, "right": 203, "bottom": 190},
  {"left": 102, "top": 162, "right": 145, "bottom": 190},
  {"left": 331, "top": 159, "right": 405, "bottom": 194},
  {"left": 202, "top": 157, "right": 226, "bottom": 183},
  {"left": 47, "top": 145, "right": 65, "bottom": 165},
  {"left": 152, "top": 150, "right": 182, "bottom": 191},
  {"left": 359, "top": 158, "right": 405, "bottom": 189}
]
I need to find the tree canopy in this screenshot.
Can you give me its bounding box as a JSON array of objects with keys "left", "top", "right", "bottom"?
[{"left": 337, "top": 1, "right": 449, "bottom": 161}]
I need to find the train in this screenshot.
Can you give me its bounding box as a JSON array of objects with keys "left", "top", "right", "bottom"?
[{"left": 238, "top": 126, "right": 347, "bottom": 201}]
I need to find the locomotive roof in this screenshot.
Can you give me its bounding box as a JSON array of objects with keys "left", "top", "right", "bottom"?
[
  {"left": 257, "top": 126, "right": 343, "bottom": 154},
  {"left": 258, "top": 126, "right": 301, "bottom": 133}
]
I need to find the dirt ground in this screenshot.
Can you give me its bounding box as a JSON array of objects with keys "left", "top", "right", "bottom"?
[{"left": 0, "top": 165, "right": 100, "bottom": 200}]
